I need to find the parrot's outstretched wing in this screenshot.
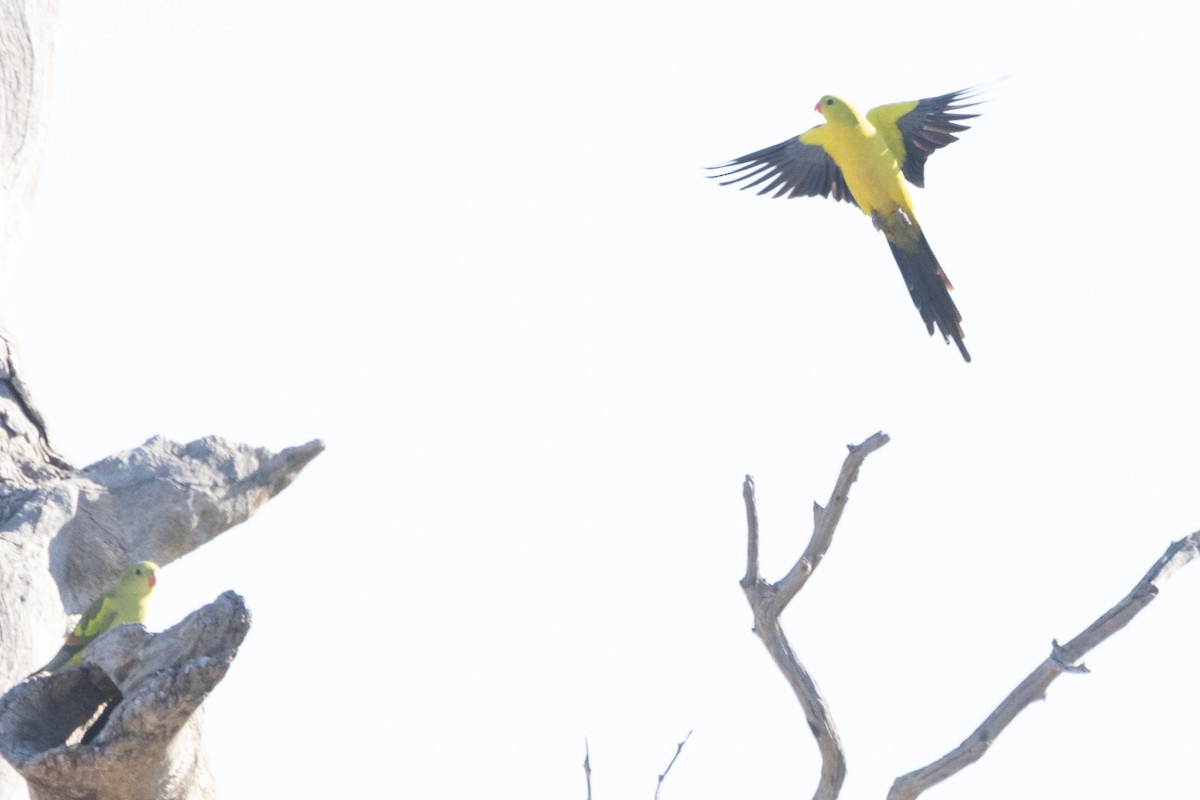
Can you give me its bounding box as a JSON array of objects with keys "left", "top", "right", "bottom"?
[
  {"left": 707, "top": 135, "right": 859, "bottom": 205},
  {"left": 867, "top": 88, "right": 982, "bottom": 188}
]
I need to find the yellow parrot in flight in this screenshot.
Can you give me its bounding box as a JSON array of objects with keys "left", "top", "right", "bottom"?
[{"left": 710, "top": 87, "right": 981, "bottom": 361}]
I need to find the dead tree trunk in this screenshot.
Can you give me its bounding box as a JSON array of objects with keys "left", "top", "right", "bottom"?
[{"left": 0, "top": 2, "right": 323, "bottom": 798}]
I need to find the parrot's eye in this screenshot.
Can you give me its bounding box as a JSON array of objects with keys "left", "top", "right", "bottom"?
[
  {"left": 824, "top": 98, "right": 834, "bottom": 106},
  {"left": 135, "top": 569, "right": 143, "bottom": 575}
]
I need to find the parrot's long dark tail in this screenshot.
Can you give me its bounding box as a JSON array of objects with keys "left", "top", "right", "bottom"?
[{"left": 886, "top": 232, "right": 970, "bottom": 362}]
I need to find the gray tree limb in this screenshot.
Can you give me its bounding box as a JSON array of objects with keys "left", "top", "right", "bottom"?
[
  {"left": 582, "top": 739, "right": 592, "bottom": 800},
  {"left": 0, "top": 0, "right": 60, "bottom": 300},
  {"left": 888, "top": 531, "right": 1200, "bottom": 800},
  {"left": 0, "top": 436, "right": 323, "bottom": 800},
  {"left": 654, "top": 730, "right": 692, "bottom": 800},
  {"left": 0, "top": 591, "right": 251, "bottom": 800},
  {"left": 740, "top": 432, "right": 891, "bottom": 800},
  {"left": 1, "top": 2, "right": 324, "bottom": 798},
  {"left": 1, "top": 0, "right": 68, "bottom": 479}
]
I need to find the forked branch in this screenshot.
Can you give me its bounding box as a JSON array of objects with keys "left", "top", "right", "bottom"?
[{"left": 741, "top": 432, "right": 890, "bottom": 800}]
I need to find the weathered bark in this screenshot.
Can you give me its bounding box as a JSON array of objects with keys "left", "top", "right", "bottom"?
[
  {"left": 0, "top": 1, "right": 325, "bottom": 798},
  {"left": 743, "top": 439, "right": 1200, "bottom": 799},
  {"left": 740, "top": 432, "right": 891, "bottom": 800},
  {"left": 1, "top": 592, "right": 252, "bottom": 800},
  {"left": 0, "top": 0, "right": 60, "bottom": 303},
  {"left": 888, "top": 531, "right": 1200, "bottom": 800},
  {"left": 0, "top": 435, "right": 324, "bottom": 800},
  {"left": 1, "top": 0, "right": 67, "bottom": 482}
]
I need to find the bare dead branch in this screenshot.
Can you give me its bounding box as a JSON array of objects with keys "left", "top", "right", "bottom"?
[
  {"left": 742, "top": 477, "right": 760, "bottom": 587},
  {"left": 583, "top": 738, "right": 591, "bottom": 800},
  {"left": 654, "top": 730, "right": 692, "bottom": 800},
  {"left": 780, "top": 431, "right": 890, "bottom": 603},
  {"left": 888, "top": 531, "right": 1200, "bottom": 800},
  {"left": 740, "top": 432, "right": 890, "bottom": 800}
]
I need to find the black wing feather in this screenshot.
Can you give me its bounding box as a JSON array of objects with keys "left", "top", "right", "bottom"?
[
  {"left": 707, "top": 137, "right": 858, "bottom": 206},
  {"left": 895, "top": 88, "right": 982, "bottom": 188}
]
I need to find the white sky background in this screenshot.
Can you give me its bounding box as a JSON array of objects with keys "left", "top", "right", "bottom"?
[{"left": 7, "top": 0, "right": 1200, "bottom": 797}]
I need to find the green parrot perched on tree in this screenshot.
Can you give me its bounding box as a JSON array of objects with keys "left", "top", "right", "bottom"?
[{"left": 34, "top": 560, "right": 159, "bottom": 673}]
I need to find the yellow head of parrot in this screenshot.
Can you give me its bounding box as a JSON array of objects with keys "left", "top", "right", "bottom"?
[
  {"left": 813, "top": 95, "right": 860, "bottom": 126},
  {"left": 125, "top": 560, "right": 159, "bottom": 594}
]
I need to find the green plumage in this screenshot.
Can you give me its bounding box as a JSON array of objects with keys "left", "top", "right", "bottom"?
[{"left": 35, "top": 561, "right": 159, "bottom": 673}]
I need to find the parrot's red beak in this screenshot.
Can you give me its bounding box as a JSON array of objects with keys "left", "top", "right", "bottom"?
[
  {"left": 148, "top": 573, "right": 157, "bottom": 588},
  {"left": 814, "top": 100, "right": 823, "bottom": 114}
]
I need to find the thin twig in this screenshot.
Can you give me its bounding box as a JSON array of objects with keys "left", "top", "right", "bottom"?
[
  {"left": 741, "top": 432, "right": 890, "bottom": 800},
  {"left": 888, "top": 531, "right": 1200, "bottom": 800},
  {"left": 583, "top": 738, "right": 592, "bottom": 800},
  {"left": 654, "top": 730, "right": 692, "bottom": 800},
  {"left": 743, "top": 476, "right": 760, "bottom": 586}
]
